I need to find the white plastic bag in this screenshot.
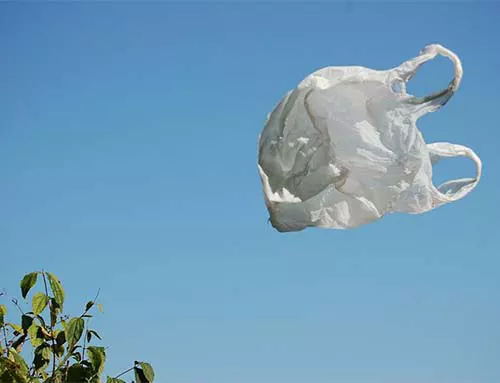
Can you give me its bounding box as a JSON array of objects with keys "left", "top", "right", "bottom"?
[{"left": 257, "top": 44, "right": 482, "bottom": 232}]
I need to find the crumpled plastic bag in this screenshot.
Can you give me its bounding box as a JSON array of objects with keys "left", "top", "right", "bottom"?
[{"left": 257, "top": 44, "right": 482, "bottom": 232}]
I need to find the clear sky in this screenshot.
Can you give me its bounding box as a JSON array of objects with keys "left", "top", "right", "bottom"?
[{"left": 1, "top": 2, "right": 499, "bottom": 383}]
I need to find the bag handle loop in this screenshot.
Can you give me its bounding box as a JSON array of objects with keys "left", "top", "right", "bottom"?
[
  {"left": 427, "top": 142, "right": 482, "bottom": 207},
  {"left": 393, "top": 44, "right": 463, "bottom": 111}
]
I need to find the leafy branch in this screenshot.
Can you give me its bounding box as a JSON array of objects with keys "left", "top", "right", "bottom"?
[{"left": 0, "top": 271, "right": 155, "bottom": 383}]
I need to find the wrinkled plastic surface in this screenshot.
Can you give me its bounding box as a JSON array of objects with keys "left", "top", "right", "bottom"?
[{"left": 258, "top": 44, "right": 481, "bottom": 232}]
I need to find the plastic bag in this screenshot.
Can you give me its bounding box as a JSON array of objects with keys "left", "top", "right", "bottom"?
[{"left": 257, "top": 44, "right": 482, "bottom": 232}]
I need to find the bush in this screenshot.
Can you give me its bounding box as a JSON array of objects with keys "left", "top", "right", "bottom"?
[{"left": 0, "top": 271, "right": 154, "bottom": 383}]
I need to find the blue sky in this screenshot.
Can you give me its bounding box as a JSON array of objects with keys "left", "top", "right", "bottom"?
[{"left": 1, "top": 2, "right": 499, "bottom": 383}]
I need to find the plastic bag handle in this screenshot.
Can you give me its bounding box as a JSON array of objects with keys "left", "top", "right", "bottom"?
[
  {"left": 427, "top": 142, "right": 482, "bottom": 207},
  {"left": 394, "top": 44, "right": 463, "bottom": 108}
]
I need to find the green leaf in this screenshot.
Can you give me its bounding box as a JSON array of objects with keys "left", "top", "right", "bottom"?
[
  {"left": 32, "top": 292, "right": 49, "bottom": 315},
  {"left": 0, "top": 304, "right": 6, "bottom": 325},
  {"left": 96, "top": 303, "right": 104, "bottom": 313},
  {"left": 55, "top": 330, "right": 66, "bottom": 346},
  {"left": 134, "top": 366, "right": 149, "bottom": 383},
  {"left": 20, "top": 272, "right": 38, "bottom": 299},
  {"left": 66, "top": 364, "right": 90, "bottom": 382},
  {"left": 2, "top": 356, "right": 28, "bottom": 383},
  {"left": 54, "top": 343, "right": 65, "bottom": 357},
  {"left": 21, "top": 314, "right": 33, "bottom": 331},
  {"left": 140, "top": 362, "right": 155, "bottom": 382},
  {"left": 87, "top": 346, "right": 106, "bottom": 374},
  {"left": 1, "top": 358, "right": 16, "bottom": 379},
  {"left": 43, "top": 348, "right": 52, "bottom": 361},
  {"left": 46, "top": 272, "right": 65, "bottom": 310},
  {"left": 33, "top": 351, "right": 50, "bottom": 373},
  {"left": 9, "top": 348, "right": 29, "bottom": 374},
  {"left": 6, "top": 323, "right": 23, "bottom": 335},
  {"left": 11, "top": 334, "right": 26, "bottom": 352},
  {"left": 35, "top": 343, "right": 52, "bottom": 359},
  {"left": 0, "top": 370, "right": 13, "bottom": 383},
  {"left": 65, "top": 317, "right": 85, "bottom": 351},
  {"left": 107, "top": 378, "right": 126, "bottom": 383},
  {"left": 49, "top": 298, "right": 61, "bottom": 327},
  {"left": 71, "top": 351, "right": 82, "bottom": 362},
  {"left": 88, "top": 329, "right": 102, "bottom": 341},
  {"left": 33, "top": 344, "right": 51, "bottom": 372},
  {"left": 35, "top": 314, "right": 47, "bottom": 329},
  {"left": 86, "top": 301, "right": 94, "bottom": 311},
  {"left": 28, "top": 324, "right": 44, "bottom": 347}
]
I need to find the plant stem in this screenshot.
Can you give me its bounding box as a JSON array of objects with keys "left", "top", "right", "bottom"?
[
  {"left": 80, "top": 289, "right": 100, "bottom": 362},
  {"left": 10, "top": 298, "right": 24, "bottom": 315},
  {"left": 1, "top": 324, "right": 9, "bottom": 357},
  {"left": 81, "top": 289, "right": 101, "bottom": 318},
  {"left": 42, "top": 270, "right": 57, "bottom": 381},
  {"left": 114, "top": 365, "right": 135, "bottom": 379},
  {"left": 56, "top": 348, "right": 74, "bottom": 371},
  {"left": 82, "top": 319, "right": 88, "bottom": 360},
  {"left": 56, "top": 288, "right": 100, "bottom": 372}
]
